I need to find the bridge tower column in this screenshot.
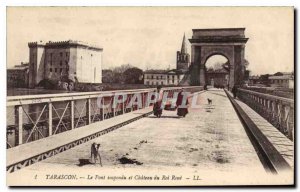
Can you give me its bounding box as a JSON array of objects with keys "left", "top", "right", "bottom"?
[
  {"left": 233, "top": 45, "right": 245, "bottom": 86},
  {"left": 199, "top": 64, "right": 205, "bottom": 86}
]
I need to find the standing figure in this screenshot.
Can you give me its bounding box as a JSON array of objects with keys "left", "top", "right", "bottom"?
[
  {"left": 90, "top": 142, "right": 103, "bottom": 166},
  {"left": 176, "top": 89, "right": 189, "bottom": 118},
  {"left": 232, "top": 85, "right": 238, "bottom": 99},
  {"left": 153, "top": 85, "right": 164, "bottom": 118}
]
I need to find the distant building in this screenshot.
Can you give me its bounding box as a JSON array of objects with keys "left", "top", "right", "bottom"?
[
  {"left": 176, "top": 34, "right": 190, "bottom": 71},
  {"left": 143, "top": 69, "right": 185, "bottom": 86},
  {"left": 206, "top": 68, "right": 229, "bottom": 88},
  {"left": 28, "top": 40, "right": 103, "bottom": 88},
  {"left": 248, "top": 75, "right": 260, "bottom": 85},
  {"left": 143, "top": 34, "right": 189, "bottom": 86},
  {"left": 269, "top": 72, "right": 294, "bottom": 89},
  {"left": 7, "top": 62, "right": 29, "bottom": 88}
]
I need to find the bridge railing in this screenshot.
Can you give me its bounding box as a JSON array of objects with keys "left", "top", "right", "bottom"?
[
  {"left": 237, "top": 88, "right": 294, "bottom": 141},
  {"left": 6, "top": 86, "right": 203, "bottom": 148}
]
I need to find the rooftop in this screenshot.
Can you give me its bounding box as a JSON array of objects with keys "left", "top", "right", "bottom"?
[
  {"left": 144, "top": 69, "right": 186, "bottom": 75},
  {"left": 206, "top": 68, "right": 229, "bottom": 74},
  {"left": 249, "top": 76, "right": 260, "bottom": 80},
  {"left": 269, "top": 75, "right": 293, "bottom": 80},
  {"left": 28, "top": 40, "right": 103, "bottom": 51},
  {"left": 190, "top": 28, "right": 248, "bottom": 44},
  {"left": 7, "top": 62, "right": 29, "bottom": 70}
]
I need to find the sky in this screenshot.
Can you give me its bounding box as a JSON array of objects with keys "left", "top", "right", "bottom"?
[{"left": 7, "top": 7, "right": 294, "bottom": 75}]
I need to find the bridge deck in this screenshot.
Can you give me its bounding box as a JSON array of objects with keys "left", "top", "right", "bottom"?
[
  {"left": 8, "top": 90, "right": 278, "bottom": 186},
  {"left": 7, "top": 107, "right": 153, "bottom": 167}
]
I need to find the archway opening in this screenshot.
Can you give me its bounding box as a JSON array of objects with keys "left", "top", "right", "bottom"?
[{"left": 204, "top": 55, "right": 229, "bottom": 89}]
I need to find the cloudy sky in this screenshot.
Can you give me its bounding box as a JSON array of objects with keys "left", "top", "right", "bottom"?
[{"left": 7, "top": 7, "right": 293, "bottom": 75}]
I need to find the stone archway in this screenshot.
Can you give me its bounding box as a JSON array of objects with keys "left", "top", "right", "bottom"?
[
  {"left": 204, "top": 54, "right": 229, "bottom": 88},
  {"left": 189, "top": 28, "right": 248, "bottom": 89}
]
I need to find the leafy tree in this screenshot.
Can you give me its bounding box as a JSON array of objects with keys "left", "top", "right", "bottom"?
[
  {"left": 274, "top": 72, "right": 283, "bottom": 76},
  {"left": 244, "top": 59, "right": 249, "bottom": 69},
  {"left": 103, "top": 64, "right": 143, "bottom": 84},
  {"left": 123, "top": 67, "right": 143, "bottom": 84},
  {"left": 102, "top": 69, "right": 114, "bottom": 83},
  {"left": 259, "top": 74, "right": 270, "bottom": 86},
  {"left": 222, "top": 61, "right": 230, "bottom": 71}
]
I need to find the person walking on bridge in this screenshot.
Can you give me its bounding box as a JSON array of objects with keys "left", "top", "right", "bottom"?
[
  {"left": 176, "top": 89, "right": 189, "bottom": 118},
  {"left": 232, "top": 84, "right": 238, "bottom": 99},
  {"left": 153, "top": 85, "right": 163, "bottom": 118}
]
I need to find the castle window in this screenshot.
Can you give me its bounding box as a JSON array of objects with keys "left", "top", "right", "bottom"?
[
  {"left": 55, "top": 68, "right": 57, "bottom": 72},
  {"left": 60, "top": 61, "right": 62, "bottom": 66},
  {"left": 60, "top": 52, "right": 63, "bottom": 57},
  {"left": 50, "top": 68, "right": 52, "bottom": 72},
  {"left": 161, "top": 75, "right": 163, "bottom": 79},
  {"left": 151, "top": 75, "right": 154, "bottom": 79},
  {"left": 65, "top": 61, "right": 68, "bottom": 65}
]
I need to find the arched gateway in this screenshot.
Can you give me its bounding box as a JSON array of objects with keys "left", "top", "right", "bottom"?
[{"left": 188, "top": 28, "right": 248, "bottom": 89}]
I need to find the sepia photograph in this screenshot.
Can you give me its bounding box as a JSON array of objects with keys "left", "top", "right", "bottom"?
[{"left": 5, "top": 6, "right": 294, "bottom": 186}]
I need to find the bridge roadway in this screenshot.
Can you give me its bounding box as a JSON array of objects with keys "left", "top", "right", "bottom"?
[{"left": 8, "top": 89, "right": 282, "bottom": 185}]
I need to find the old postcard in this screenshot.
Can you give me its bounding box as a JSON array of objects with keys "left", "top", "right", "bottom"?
[{"left": 6, "top": 6, "right": 294, "bottom": 186}]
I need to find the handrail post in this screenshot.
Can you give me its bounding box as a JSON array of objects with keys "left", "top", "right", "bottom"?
[
  {"left": 86, "top": 98, "right": 91, "bottom": 124},
  {"left": 70, "top": 100, "right": 74, "bottom": 129},
  {"left": 48, "top": 102, "right": 52, "bottom": 136},
  {"left": 15, "top": 105, "right": 23, "bottom": 145},
  {"left": 289, "top": 106, "right": 294, "bottom": 141},
  {"left": 111, "top": 96, "right": 115, "bottom": 117},
  {"left": 122, "top": 94, "right": 125, "bottom": 114},
  {"left": 101, "top": 97, "right": 104, "bottom": 120}
]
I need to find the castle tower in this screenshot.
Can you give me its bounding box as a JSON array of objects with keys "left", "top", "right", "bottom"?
[
  {"left": 28, "top": 41, "right": 45, "bottom": 88},
  {"left": 176, "top": 33, "right": 190, "bottom": 71}
]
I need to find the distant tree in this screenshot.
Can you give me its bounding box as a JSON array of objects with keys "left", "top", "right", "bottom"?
[
  {"left": 244, "top": 70, "right": 250, "bottom": 80},
  {"left": 105, "top": 64, "right": 144, "bottom": 84},
  {"left": 112, "top": 64, "right": 133, "bottom": 74},
  {"left": 259, "top": 74, "right": 270, "bottom": 86},
  {"left": 274, "top": 72, "right": 283, "bottom": 76},
  {"left": 113, "top": 72, "right": 125, "bottom": 83},
  {"left": 222, "top": 61, "right": 230, "bottom": 72},
  {"left": 109, "top": 64, "right": 134, "bottom": 83},
  {"left": 123, "top": 67, "right": 143, "bottom": 84},
  {"left": 102, "top": 69, "right": 114, "bottom": 83},
  {"left": 244, "top": 59, "right": 249, "bottom": 69}
]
